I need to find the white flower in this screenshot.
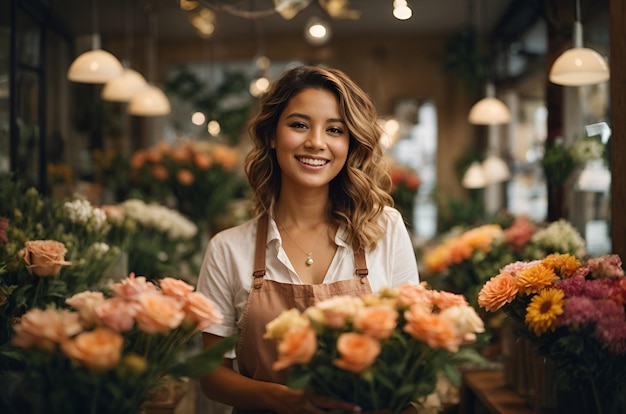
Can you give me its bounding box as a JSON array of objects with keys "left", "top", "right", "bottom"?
[
  {"left": 120, "top": 199, "right": 197, "bottom": 241},
  {"left": 439, "top": 305, "right": 485, "bottom": 342},
  {"left": 64, "top": 198, "right": 107, "bottom": 230},
  {"left": 531, "top": 219, "right": 586, "bottom": 258}
]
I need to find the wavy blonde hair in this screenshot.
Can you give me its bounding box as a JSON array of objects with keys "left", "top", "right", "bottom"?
[{"left": 245, "top": 65, "right": 393, "bottom": 251}]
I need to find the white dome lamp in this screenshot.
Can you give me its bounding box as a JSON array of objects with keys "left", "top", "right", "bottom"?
[
  {"left": 549, "top": 0, "right": 609, "bottom": 86},
  {"left": 67, "top": 34, "right": 123, "bottom": 84},
  {"left": 101, "top": 67, "right": 148, "bottom": 102},
  {"left": 462, "top": 161, "right": 488, "bottom": 189},
  {"left": 482, "top": 153, "right": 511, "bottom": 183},
  {"left": 468, "top": 83, "right": 511, "bottom": 125}
]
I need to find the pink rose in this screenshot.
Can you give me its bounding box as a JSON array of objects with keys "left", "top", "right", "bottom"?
[
  {"left": 159, "top": 277, "right": 194, "bottom": 300},
  {"left": 272, "top": 326, "right": 317, "bottom": 371},
  {"left": 61, "top": 327, "right": 123, "bottom": 370},
  {"left": 183, "top": 292, "right": 223, "bottom": 330},
  {"left": 134, "top": 291, "right": 185, "bottom": 334},
  {"left": 18, "top": 240, "right": 71, "bottom": 277},
  {"left": 333, "top": 332, "right": 381, "bottom": 373},
  {"left": 353, "top": 305, "right": 398, "bottom": 340},
  {"left": 97, "top": 297, "right": 138, "bottom": 332},
  {"left": 110, "top": 273, "right": 157, "bottom": 300},
  {"left": 12, "top": 308, "right": 83, "bottom": 351}
]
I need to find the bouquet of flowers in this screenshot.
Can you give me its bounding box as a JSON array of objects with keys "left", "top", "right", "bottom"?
[
  {"left": 389, "top": 165, "right": 421, "bottom": 228},
  {"left": 3, "top": 274, "right": 238, "bottom": 414},
  {"left": 477, "top": 253, "right": 626, "bottom": 413},
  {"left": 264, "top": 282, "right": 485, "bottom": 413}
]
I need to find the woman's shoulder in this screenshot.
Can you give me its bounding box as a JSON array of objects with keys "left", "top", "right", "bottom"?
[
  {"left": 379, "top": 206, "right": 404, "bottom": 226},
  {"left": 209, "top": 216, "right": 260, "bottom": 247}
]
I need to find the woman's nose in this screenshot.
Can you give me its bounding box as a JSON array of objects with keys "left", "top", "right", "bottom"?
[{"left": 306, "top": 128, "right": 326, "bottom": 149}]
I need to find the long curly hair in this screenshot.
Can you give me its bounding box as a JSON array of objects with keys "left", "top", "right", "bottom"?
[{"left": 245, "top": 65, "right": 393, "bottom": 251}]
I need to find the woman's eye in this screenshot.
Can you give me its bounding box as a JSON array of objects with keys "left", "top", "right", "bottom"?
[
  {"left": 290, "top": 122, "right": 308, "bottom": 129},
  {"left": 327, "top": 126, "right": 344, "bottom": 134}
]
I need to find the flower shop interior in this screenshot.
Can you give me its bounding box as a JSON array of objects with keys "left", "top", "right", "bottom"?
[{"left": 2, "top": 0, "right": 626, "bottom": 413}]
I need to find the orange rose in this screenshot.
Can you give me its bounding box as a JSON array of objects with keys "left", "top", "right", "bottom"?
[
  {"left": 353, "top": 304, "right": 398, "bottom": 340},
  {"left": 194, "top": 153, "right": 212, "bottom": 170},
  {"left": 431, "top": 290, "right": 468, "bottom": 310},
  {"left": 403, "top": 305, "right": 461, "bottom": 352},
  {"left": 130, "top": 150, "right": 146, "bottom": 169},
  {"left": 396, "top": 282, "right": 433, "bottom": 308},
  {"left": 150, "top": 164, "right": 169, "bottom": 181},
  {"left": 61, "top": 326, "right": 123, "bottom": 370},
  {"left": 212, "top": 145, "right": 239, "bottom": 171},
  {"left": 183, "top": 292, "right": 224, "bottom": 330},
  {"left": 333, "top": 332, "right": 381, "bottom": 373},
  {"left": 134, "top": 291, "right": 185, "bottom": 334},
  {"left": 159, "top": 277, "right": 194, "bottom": 300},
  {"left": 12, "top": 308, "right": 83, "bottom": 351},
  {"left": 19, "top": 240, "right": 71, "bottom": 277},
  {"left": 478, "top": 273, "right": 519, "bottom": 312},
  {"left": 177, "top": 169, "right": 195, "bottom": 186},
  {"left": 273, "top": 325, "right": 317, "bottom": 371}
]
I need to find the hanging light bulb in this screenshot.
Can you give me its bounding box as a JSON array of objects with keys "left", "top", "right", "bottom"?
[
  {"left": 101, "top": 68, "right": 148, "bottom": 102},
  {"left": 304, "top": 16, "right": 331, "bottom": 46},
  {"left": 468, "top": 83, "right": 511, "bottom": 125},
  {"left": 549, "top": 0, "right": 609, "bottom": 86},
  {"left": 462, "top": 161, "right": 487, "bottom": 189}
]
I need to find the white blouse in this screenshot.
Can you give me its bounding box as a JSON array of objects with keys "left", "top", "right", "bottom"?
[{"left": 196, "top": 206, "right": 420, "bottom": 339}]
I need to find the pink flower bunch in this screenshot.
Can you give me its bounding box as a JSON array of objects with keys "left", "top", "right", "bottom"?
[
  {"left": 8, "top": 273, "right": 236, "bottom": 414},
  {"left": 264, "top": 283, "right": 484, "bottom": 413}
]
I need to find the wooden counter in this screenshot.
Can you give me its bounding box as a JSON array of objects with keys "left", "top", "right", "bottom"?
[{"left": 459, "top": 369, "right": 535, "bottom": 414}]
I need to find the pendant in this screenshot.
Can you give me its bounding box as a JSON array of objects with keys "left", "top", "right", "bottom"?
[{"left": 306, "top": 254, "right": 314, "bottom": 266}]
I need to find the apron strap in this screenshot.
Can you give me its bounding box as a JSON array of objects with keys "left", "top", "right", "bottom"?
[
  {"left": 253, "top": 214, "right": 268, "bottom": 278},
  {"left": 251, "top": 214, "right": 369, "bottom": 279}
]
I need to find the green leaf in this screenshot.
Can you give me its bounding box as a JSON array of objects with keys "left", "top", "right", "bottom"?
[{"left": 166, "top": 333, "right": 239, "bottom": 379}]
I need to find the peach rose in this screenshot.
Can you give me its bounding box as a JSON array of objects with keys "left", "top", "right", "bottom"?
[
  {"left": 431, "top": 290, "right": 468, "bottom": 310},
  {"left": 403, "top": 305, "right": 461, "bottom": 352},
  {"left": 159, "top": 277, "right": 194, "bottom": 300},
  {"left": 477, "top": 273, "right": 519, "bottom": 312},
  {"left": 177, "top": 169, "right": 195, "bottom": 186},
  {"left": 61, "top": 326, "right": 123, "bottom": 370},
  {"left": 212, "top": 145, "right": 238, "bottom": 171},
  {"left": 333, "top": 332, "right": 381, "bottom": 373},
  {"left": 272, "top": 326, "right": 317, "bottom": 371},
  {"left": 396, "top": 282, "right": 433, "bottom": 308},
  {"left": 97, "top": 297, "right": 138, "bottom": 332},
  {"left": 66, "top": 291, "right": 106, "bottom": 326},
  {"left": 170, "top": 146, "right": 191, "bottom": 162},
  {"left": 110, "top": 273, "right": 157, "bottom": 300},
  {"left": 130, "top": 150, "right": 146, "bottom": 169},
  {"left": 353, "top": 304, "right": 398, "bottom": 340},
  {"left": 314, "top": 295, "right": 363, "bottom": 329},
  {"left": 101, "top": 204, "right": 125, "bottom": 222},
  {"left": 19, "top": 240, "right": 71, "bottom": 277},
  {"left": 134, "top": 291, "right": 185, "bottom": 334},
  {"left": 151, "top": 164, "right": 169, "bottom": 181},
  {"left": 194, "top": 153, "right": 212, "bottom": 170},
  {"left": 12, "top": 308, "right": 83, "bottom": 351},
  {"left": 183, "top": 292, "right": 224, "bottom": 330}
]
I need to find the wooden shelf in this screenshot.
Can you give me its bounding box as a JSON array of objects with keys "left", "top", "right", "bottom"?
[{"left": 460, "top": 369, "right": 535, "bottom": 414}]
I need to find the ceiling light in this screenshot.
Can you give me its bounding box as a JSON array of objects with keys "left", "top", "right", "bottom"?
[
  {"left": 482, "top": 154, "right": 511, "bottom": 183},
  {"left": 101, "top": 68, "right": 147, "bottom": 102},
  {"left": 249, "top": 76, "right": 270, "bottom": 97},
  {"left": 462, "top": 161, "right": 487, "bottom": 189},
  {"left": 305, "top": 16, "right": 331, "bottom": 46},
  {"left": 179, "top": 0, "right": 199, "bottom": 11},
  {"left": 274, "top": 0, "right": 312, "bottom": 20},
  {"left": 189, "top": 8, "right": 216, "bottom": 39},
  {"left": 393, "top": 0, "right": 412, "bottom": 20},
  {"left": 468, "top": 83, "right": 511, "bottom": 125},
  {"left": 576, "top": 160, "right": 611, "bottom": 192},
  {"left": 208, "top": 120, "right": 221, "bottom": 136},
  {"left": 67, "top": 43, "right": 123, "bottom": 83},
  {"left": 191, "top": 112, "right": 206, "bottom": 125},
  {"left": 549, "top": 0, "right": 609, "bottom": 86},
  {"left": 128, "top": 85, "right": 171, "bottom": 116}
]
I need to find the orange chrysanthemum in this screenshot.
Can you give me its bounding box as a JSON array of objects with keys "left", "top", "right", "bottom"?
[
  {"left": 516, "top": 264, "right": 557, "bottom": 295},
  {"left": 541, "top": 253, "right": 581, "bottom": 279}
]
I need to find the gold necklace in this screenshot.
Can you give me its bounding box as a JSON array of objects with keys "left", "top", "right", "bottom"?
[{"left": 280, "top": 223, "right": 328, "bottom": 266}]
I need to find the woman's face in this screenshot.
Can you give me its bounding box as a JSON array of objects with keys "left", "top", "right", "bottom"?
[{"left": 273, "top": 88, "right": 350, "bottom": 192}]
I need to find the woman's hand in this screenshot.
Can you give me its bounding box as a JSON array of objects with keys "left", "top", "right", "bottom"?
[{"left": 271, "top": 388, "right": 362, "bottom": 414}]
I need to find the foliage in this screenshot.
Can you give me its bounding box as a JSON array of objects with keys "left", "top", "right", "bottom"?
[
  {"left": 99, "top": 140, "right": 248, "bottom": 232},
  {"left": 441, "top": 25, "right": 488, "bottom": 97},
  {"left": 541, "top": 135, "right": 606, "bottom": 186},
  {"left": 389, "top": 165, "right": 421, "bottom": 229},
  {"left": 265, "top": 283, "right": 486, "bottom": 413},
  {"left": 0, "top": 180, "right": 122, "bottom": 353},
  {"left": 2, "top": 274, "right": 238, "bottom": 414},
  {"left": 478, "top": 254, "right": 626, "bottom": 413}
]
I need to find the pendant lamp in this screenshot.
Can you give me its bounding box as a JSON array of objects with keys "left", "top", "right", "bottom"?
[
  {"left": 67, "top": 35, "right": 123, "bottom": 83},
  {"left": 549, "top": 0, "right": 609, "bottom": 86},
  {"left": 482, "top": 154, "right": 511, "bottom": 183},
  {"left": 462, "top": 161, "right": 488, "bottom": 189},
  {"left": 67, "top": 0, "right": 123, "bottom": 83},
  {"left": 468, "top": 83, "right": 511, "bottom": 125},
  {"left": 101, "top": 68, "right": 148, "bottom": 102}
]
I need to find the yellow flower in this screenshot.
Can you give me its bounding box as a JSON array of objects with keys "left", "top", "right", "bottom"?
[
  {"left": 541, "top": 253, "right": 581, "bottom": 279},
  {"left": 525, "top": 288, "right": 564, "bottom": 336},
  {"left": 516, "top": 264, "right": 557, "bottom": 294}
]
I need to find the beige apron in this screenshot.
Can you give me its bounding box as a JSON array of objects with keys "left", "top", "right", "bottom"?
[{"left": 234, "top": 215, "right": 372, "bottom": 413}]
